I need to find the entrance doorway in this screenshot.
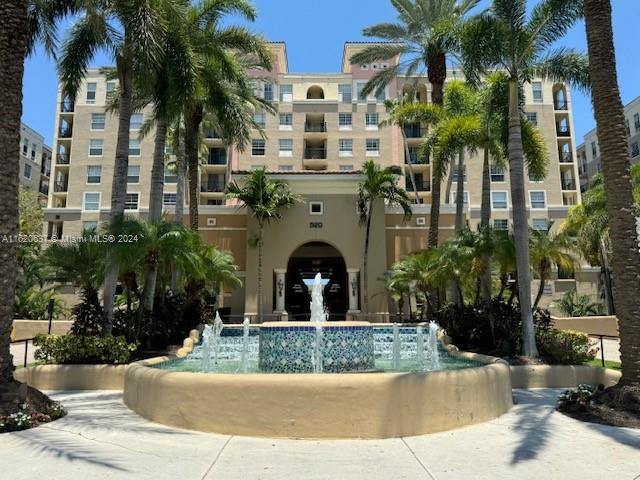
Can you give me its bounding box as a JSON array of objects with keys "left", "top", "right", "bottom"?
[{"left": 285, "top": 242, "right": 348, "bottom": 320}]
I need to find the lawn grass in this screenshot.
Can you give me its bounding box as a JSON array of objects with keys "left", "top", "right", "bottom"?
[{"left": 586, "top": 359, "right": 621, "bottom": 370}]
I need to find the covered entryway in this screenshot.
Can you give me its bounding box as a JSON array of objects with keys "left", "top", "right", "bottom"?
[{"left": 284, "top": 242, "right": 348, "bottom": 320}]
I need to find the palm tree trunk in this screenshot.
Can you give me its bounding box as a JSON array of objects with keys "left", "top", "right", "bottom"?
[
  {"left": 175, "top": 119, "right": 186, "bottom": 225},
  {"left": 480, "top": 147, "right": 492, "bottom": 304},
  {"left": 185, "top": 106, "right": 203, "bottom": 231},
  {"left": 363, "top": 203, "right": 373, "bottom": 313},
  {"left": 257, "top": 224, "right": 263, "bottom": 322},
  {"left": 401, "top": 129, "right": 420, "bottom": 203},
  {"left": 585, "top": 0, "right": 640, "bottom": 384},
  {"left": 103, "top": 54, "right": 134, "bottom": 335},
  {"left": 533, "top": 273, "right": 546, "bottom": 310},
  {"left": 0, "top": 0, "right": 28, "bottom": 414},
  {"left": 148, "top": 119, "right": 167, "bottom": 222},
  {"left": 427, "top": 52, "right": 446, "bottom": 249},
  {"left": 141, "top": 264, "right": 158, "bottom": 314},
  {"left": 454, "top": 150, "right": 465, "bottom": 232},
  {"left": 507, "top": 79, "right": 538, "bottom": 358},
  {"left": 428, "top": 173, "right": 442, "bottom": 249}
]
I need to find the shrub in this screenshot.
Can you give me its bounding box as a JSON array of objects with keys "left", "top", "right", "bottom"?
[
  {"left": 70, "top": 298, "right": 104, "bottom": 336},
  {"left": 536, "top": 328, "right": 597, "bottom": 365},
  {"left": 14, "top": 288, "right": 67, "bottom": 320},
  {"left": 33, "top": 334, "right": 137, "bottom": 364},
  {"left": 0, "top": 400, "right": 67, "bottom": 433},
  {"left": 554, "top": 289, "right": 604, "bottom": 317},
  {"left": 557, "top": 384, "right": 601, "bottom": 411}
]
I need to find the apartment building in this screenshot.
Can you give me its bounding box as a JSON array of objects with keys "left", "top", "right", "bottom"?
[
  {"left": 19, "top": 123, "right": 51, "bottom": 203},
  {"left": 578, "top": 95, "right": 640, "bottom": 191},
  {"left": 44, "top": 42, "right": 583, "bottom": 318}
]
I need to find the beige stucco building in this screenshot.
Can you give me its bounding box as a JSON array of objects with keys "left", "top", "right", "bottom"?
[
  {"left": 19, "top": 122, "right": 51, "bottom": 203},
  {"left": 44, "top": 42, "right": 585, "bottom": 319}
]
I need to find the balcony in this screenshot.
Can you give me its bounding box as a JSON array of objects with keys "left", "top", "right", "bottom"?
[
  {"left": 554, "top": 100, "right": 568, "bottom": 111},
  {"left": 406, "top": 177, "right": 430, "bottom": 192},
  {"left": 201, "top": 183, "right": 225, "bottom": 193},
  {"left": 405, "top": 151, "right": 429, "bottom": 165},
  {"left": 561, "top": 179, "right": 576, "bottom": 190},
  {"left": 58, "top": 127, "right": 73, "bottom": 139},
  {"left": 304, "top": 148, "right": 327, "bottom": 160},
  {"left": 404, "top": 124, "right": 425, "bottom": 138},
  {"left": 39, "top": 183, "right": 49, "bottom": 196},
  {"left": 60, "top": 100, "right": 75, "bottom": 113},
  {"left": 558, "top": 151, "right": 573, "bottom": 163},
  {"left": 207, "top": 151, "right": 227, "bottom": 165},
  {"left": 556, "top": 125, "right": 571, "bottom": 137},
  {"left": 204, "top": 128, "right": 220, "bottom": 139},
  {"left": 304, "top": 122, "right": 327, "bottom": 133},
  {"left": 54, "top": 181, "right": 68, "bottom": 193},
  {"left": 56, "top": 153, "right": 70, "bottom": 165}
]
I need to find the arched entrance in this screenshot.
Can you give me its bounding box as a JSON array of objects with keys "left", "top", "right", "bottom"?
[{"left": 285, "top": 241, "right": 348, "bottom": 320}]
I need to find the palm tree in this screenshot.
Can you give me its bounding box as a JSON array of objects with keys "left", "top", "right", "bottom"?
[
  {"left": 58, "top": 0, "right": 183, "bottom": 333},
  {"left": 358, "top": 160, "right": 412, "bottom": 312},
  {"left": 390, "top": 250, "right": 439, "bottom": 318},
  {"left": 226, "top": 169, "right": 300, "bottom": 321},
  {"left": 529, "top": 224, "right": 579, "bottom": 309},
  {"left": 460, "top": 0, "right": 589, "bottom": 357},
  {"left": 351, "top": 0, "right": 479, "bottom": 248},
  {"left": 1, "top": 0, "right": 78, "bottom": 415},
  {"left": 584, "top": 0, "right": 640, "bottom": 385},
  {"left": 554, "top": 289, "right": 602, "bottom": 318}
]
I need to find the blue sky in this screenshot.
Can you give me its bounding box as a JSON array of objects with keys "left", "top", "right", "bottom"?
[{"left": 22, "top": 0, "right": 640, "bottom": 146}]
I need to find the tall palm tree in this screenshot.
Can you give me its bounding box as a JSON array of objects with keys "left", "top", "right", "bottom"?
[
  {"left": 584, "top": 0, "right": 640, "bottom": 385},
  {"left": 1, "top": 0, "right": 78, "bottom": 415},
  {"left": 58, "top": 0, "right": 183, "bottom": 334},
  {"left": 358, "top": 160, "right": 412, "bottom": 312},
  {"left": 460, "top": 0, "right": 589, "bottom": 357},
  {"left": 226, "top": 169, "right": 300, "bottom": 321},
  {"left": 351, "top": 0, "right": 479, "bottom": 249}
]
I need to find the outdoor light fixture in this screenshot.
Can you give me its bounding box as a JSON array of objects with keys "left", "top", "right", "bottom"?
[{"left": 277, "top": 277, "right": 284, "bottom": 297}]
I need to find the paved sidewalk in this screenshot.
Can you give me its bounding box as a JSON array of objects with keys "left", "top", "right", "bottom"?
[
  {"left": 10, "top": 339, "right": 36, "bottom": 368},
  {"left": 2, "top": 389, "right": 639, "bottom": 480},
  {"left": 590, "top": 336, "right": 621, "bottom": 363}
]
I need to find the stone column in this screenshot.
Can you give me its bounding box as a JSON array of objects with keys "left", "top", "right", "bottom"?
[
  {"left": 347, "top": 268, "right": 360, "bottom": 313},
  {"left": 274, "top": 268, "right": 287, "bottom": 315}
]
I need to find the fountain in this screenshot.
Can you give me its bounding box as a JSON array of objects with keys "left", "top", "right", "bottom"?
[
  {"left": 392, "top": 323, "right": 401, "bottom": 371},
  {"left": 200, "top": 312, "right": 224, "bottom": 372},
  {"left": 427, "top": 322, "right": 442, "bottom": 371},
  {"left": 416, "top": 325, "right": 425, "bottom": 370},
  {"left": 309, "top": 273, "right": 326, "bottom": 373},
  {"left": 240, "top": 316, "right": 251, "bottom": 373}
]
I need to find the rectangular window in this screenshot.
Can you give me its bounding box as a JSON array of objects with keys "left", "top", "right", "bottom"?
[
  {"left": 338, "top": 84, "right": 352, "bottom": 103},
  {"left": 494, "top": 219, "right": 508, "bottom": 230},
  {"left": 82, "top": 221, "right": 98, "bottom": 232},
  {"left": 338, "top": 113, "right": 352, "bottom": 129},
  {"left": 375, "top": 88, "right": 386, "bottom": 103},
  {"left": 31, "top": 144, "right": 37, "bottom": 160},
  {"left": 339, "top": 139, "right": 353, "bottom": 156},
  {"left": 83, "top": 192, "right": 100, "bottom": 211},
  {"left": 632, "top": 142, "right": 640, "bottom": 158},
  {"left": 339, "top": 164, "right": 353, "bottom": 171},
  {"left": 365, "top": 113, "right": 379, "bottom": 129},
  {"left": 125, "top": 193, "right": 139, "bottom": 211},
  {"left": 625, "top": 119, "right": 631, "bottom": 136},
  {"left": 490, "top": 165, "right": 505, "bottom": 182},
  {"left": 492, "top": 191, "right": 508, "bottom": 209},
  {"left": 591, "top": 141, "right": 598, "bottom": 159},
  {"left": 23, "top": 164, "right": 31, "bottom": 179},
  {"left": 89, "top": 139, "right": 103, "bottom": 156},
  {"left": 129, "top": 139, "right": 141, "bottom": 156},
  {"left": 164, "top": 167, "right": 178, "bottom": 184},
  {"left": 529, "top": 191, "right": 546, "bottom": 209},
  {"left": 91, "top": 113, "right": 106, "bottom": 130},
  {"left": 525, "top": 112, "right": 538, "bottom": 126},
  {"left": 106, "top": 82, "right": 116, "bottom": 100},
  {"left": 532, "top": 82, "right": 543, "bottom": 103},
  {"left": 279, "top": 84, "right": 293, "bottom": 102},
  {"left": 451, "top": 191, "right": 469, "bottom": 205},
  {"left": 22, "top": 139, "right": 28, "bottom": 156},
  {"left": 252, "top": 139, "right": 265, "bottom": 156},
  {"left": 635, "top": 113, "right": 640, "bottom": 132},
  {"left": 452, "top": 165, "right": 467, "bottom": 181},
  {"left": 130, "top": 113, "right": 143, "bottom": 130},
  {"left": 365, "top": 139, "right": 380, "bottom": 156},
  {"left": 279, "top": 139, "right": 293, "bottom": 156},
  {"left": 163, "top": 193, "right": 177, "bottom": 206},
  {"left": 357, "top": 83, "right": 367, "bottom": 102},
  {"left": 127, "top": 165, "right": 140, "bottom": 184},
  {"left": 279, "top": 113, "right": 292, "bottom": 130},
  {"left": 254, "top": 111, "right": 266, "bottom": 128},
  {"left": 86, "top": 165, "right": 101, "bottom": 184},
  {"left": 86, "top": 82, "right": 97, "bottom": 103},
  {"left": 263, "top": 83, "right": 274, "bottom": 101},
  {"left": 278, "top": 165, "right": 293, "bottom": 171},
  {"left": 532, "top": 219, "right": 548, "bottom": 231}
]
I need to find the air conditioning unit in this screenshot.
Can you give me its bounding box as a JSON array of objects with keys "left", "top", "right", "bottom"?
[
  {"left": 416, "top": 217, "right": 426, "bottom": 226},
  {"left": 207, "top": 217, "right": 217, "bottom": 227}
]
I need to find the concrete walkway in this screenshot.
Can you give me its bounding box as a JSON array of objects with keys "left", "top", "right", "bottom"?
[
  {"left": 10, "top": 339, "right": 36, "bottom": 368},
  {"left": 2, "top": 390, "right": 638, "bottom": 480},
  {"left": 590, "top": 336, "right": 621, "bottom": 363}
]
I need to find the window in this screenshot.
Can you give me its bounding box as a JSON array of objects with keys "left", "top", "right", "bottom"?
[
  {"left": 494, "top": 219, "right": 508, "bottom": 230},
  {"left": 338, "top": 84, "right": 352, "bottom": 103},
  {"left": 591, "top": 141, "right": 598, "bottom": 159},
  {"left": 309, "top": 201, "right": 323, "bottom": 215},
  {"left": 91, "top": 113, "right": 106, "bottom": 130},
  {"left": 127, "top": 165, "right": 140, "bottom": 183},
  {"left": 82, "top": 221, "right": 98, "bottom": 232},
  {"left": 525, "top": 112, "right": 538, "bottom": 126},
  {"left": 451, "top": 191, "right": 469, "bottom": 205},
  {"left": 86, "top": 165, "right": 101, "bottom": 184},
  {"left": 164, "top": 167, "right": 177, "bottom": 184},
  {"left": 339, "top": 164, "right": 353, "bottom": 171},
  {"left": 279, "top": 113, "right": 292, "bottom": 130},
  {"left": 89, "top": 139, "right": 103, "bottom": 156},
  {"left": 279, "top": 139, "right": 293, "bottom": 156},
  {"left": 125, "top": 193, "right": 139, "bottom": 211},
  {"left": 22, "top": 139, "right": 28, "bottom": 156},
  {"left": 83, "top": 192, "right": 100, "bottom": 211},
  {"left": 129, "top": 139, "right": 141, "bottom": 156},
  {"left": 130, "top": 113, "right": 143, "bottom": 130},
  {"left": 163, "top": 193, "right": 177, "bottom": 206},
  {"left": 529, "top": 191, "right": 546, "bottom": 209},
  {"left": 263, "top": 83, "right": 274, "bottom": 101},
  {"left": 376, "top": 88, "right": 386, "bottom": 103},
  {"left": 279, "top": 84, "right": 293, "bottom": 102},
  {"left": 339, "top": 139, "right": 353, "bottom": 156},
  {"left": 252, "top": 139, "right": 265, "bottom": 156},
  {"left": 338, "top": 113, "right": 352, "bottom": 129},
  {"left": 532, "top": 82, "right": 543, "bottom": 103},
  {"left": 23, "top": 164, "right": 31, "bottom": 179},
  {"left": 632, "top": 142, "right": 640, "bottom": 158},
  {"left": 86, "top": 82, "right": 97, "bottom": 103},
  {"left": 532, "top": 219, "right": 548, "bottom": 231},
  {"left": 365, "top": 113, "right": 379, "bottom": 129},
  {"left": 625, "top": 119, "right": 631, "bottom": 136},
  {"left": 278, "top": 165, "right": 293, "bottom": 171},
  {"left": 254, "top": 111, "right": 266, "bottom": 128},
  {"left": 357, "top": 83, "right": 367, "bottom": 102},
  {"left": 452, "top": 165, "right": 467, "bottom": 181},
  {"left": 106, "top": 82, "right": 116, "bottom": 100},
  {"left": 490, "top": 165, "right": 505, "bottom": 182},
  {"left": 492, "top": 191, "right": 508, "bottom": 209},
  {"left": 635, "top": 113, "right": 640, "bottom": 132},
  {"left": 366, "top": 139, "right": 380, "bottom": 156},
  {"left": 30, "top": 144, "right": 36, "bottom": 160}
]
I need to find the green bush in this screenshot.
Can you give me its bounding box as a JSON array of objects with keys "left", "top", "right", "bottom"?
[
  {"left": 33, "top": 334, "right": 137, "bottom": 365},
  {"left": 536, "top": 328, "right": 597, "bottom": 365}
]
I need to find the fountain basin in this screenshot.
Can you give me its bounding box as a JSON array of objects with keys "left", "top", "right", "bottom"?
[{"left": 258, "top": 321, "right": 375, "bottom": 373}]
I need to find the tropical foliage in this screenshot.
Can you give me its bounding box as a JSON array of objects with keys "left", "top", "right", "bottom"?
[{"left": 554, "top": 289, "right": 603, "bottom": 318}]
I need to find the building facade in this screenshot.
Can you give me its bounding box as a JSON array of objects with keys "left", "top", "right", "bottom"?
[
  {"left": 19, "top": 122, "right": 51, "bottom": 203},
  {"left": 44, "top": 42, "right": 583, "bottom": 318}
]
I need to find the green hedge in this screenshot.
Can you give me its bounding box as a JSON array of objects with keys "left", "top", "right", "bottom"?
[
  {"left": 536, "top": 328, "right": 596, "bottom": 365},
  {"left": 33, "top": 334, "right": 137, "bottom": 365}
]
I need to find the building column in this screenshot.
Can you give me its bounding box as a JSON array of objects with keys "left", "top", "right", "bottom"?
[
  {"left": 274, "top": 268, "right": 287, "bottom": 315},
  {"left": 347, "top": 268, "right": 360, "bottom": 313}
]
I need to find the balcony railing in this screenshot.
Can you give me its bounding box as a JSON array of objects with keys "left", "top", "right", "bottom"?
[
  {"left": 561, "top": 179, "right": 576, "bottom": 190},
  {"left": 403, "top": 125, "right": 425, "bottom": 138},
  {"left": 58, "top": 127, "right": 73, "bottom": 138},
  {"left": 56, "top": 153, "right": 69, "bottom": 165},
  {"left": 204, "top": 129, "right": 220, "bottom": 139},
  {"left": 407, "top": 177, "right": 430, "bottom": 192},
  {"left": 556, "top": 125, "right": 571, "bottom": 137},
  {"left": 201, "top": 183, "right": 225, "bottom": 193},
  {"left": 207, "top": 153, "right": 227, "bottom": 165},
  {"left": 559, "top": 152, "right": 573, "bottom": 163},
  {"left": 554, "top": 100, "right": 568, "bottom": 111},
  {"left": 54, "top": 181, "right": 68, "bottom": 193},
  {"left": 304, "top": 122, "right": 327, "bottom": 133},
  {"left": 39, "top": 185, "right": 49, "bottom": 196},
  {"left": 304, "top": 148, "right": 327, "bottom": 159}
]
